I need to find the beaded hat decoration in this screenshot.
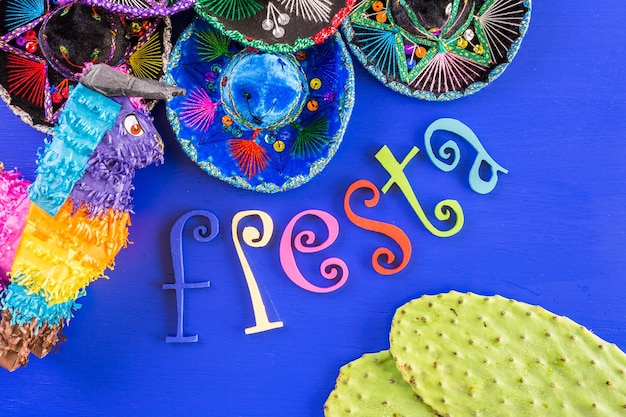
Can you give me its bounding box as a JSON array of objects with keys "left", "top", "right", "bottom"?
[
  {"left": 165, "top": 19, "right": 355, "bottom": 193},
  {"left": 194, "top": 0, "right": 355, "bottom": 53},
  {"left": 342, "top": 0, "right": 531, "bottom": 99},
  {"left": 0, "top": 0, "right": 171, "bottom": 132},
  {"left": 58, "top": 0, "right": 195, "bottom": 19}
]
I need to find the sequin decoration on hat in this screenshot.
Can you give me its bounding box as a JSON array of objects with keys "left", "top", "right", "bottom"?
[
  {"left": 194, "top": 0, "right": 355, "bottom": 53},
  {"left": 0, "top": 0, "right": 171, "bottom": 131},
  {"left": 165, "top": 18, "right": 355, "bottom": 193},
  {"left": 59, "top": 0, "right": 194, "bottom": 19},
  {"left": 342, "top": 0, "right": 531, "bottom": 100}
]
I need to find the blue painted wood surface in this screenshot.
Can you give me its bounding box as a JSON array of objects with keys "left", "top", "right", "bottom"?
[{"left": 1, "top": 3, "right": 625, "bottom": 416}]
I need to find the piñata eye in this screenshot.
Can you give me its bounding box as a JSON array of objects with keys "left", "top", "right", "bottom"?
[{"left": 124, "top": 114, "right": 144, "bottom": 136}]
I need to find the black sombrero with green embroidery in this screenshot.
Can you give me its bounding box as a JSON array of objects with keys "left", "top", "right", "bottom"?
[
  {"left": 342, "top": 0, "right": 531, "bottom": 100},
  {"left": 194, "top": 0, "right": 355, "bottom": 53},
  {"left": 0, "top": 0, "right": 170, "bottom": 131}
]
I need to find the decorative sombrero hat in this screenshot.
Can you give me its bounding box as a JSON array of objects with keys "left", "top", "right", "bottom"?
[
  {"left": 194, "top": 0, "right": 355, "bottom": 53},
  {"left": 0, "top": 0, "right": 171, "bottom": 132},
  {"left": 165, "top": 18, "right": 355, "bottom": 193},
  {"left": 342, "top": 0, "right": 531, "bottom": 100}
]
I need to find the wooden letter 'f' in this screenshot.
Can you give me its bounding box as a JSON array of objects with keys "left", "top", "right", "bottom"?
[{"left": 163, "top": 210, "right": 218, "bottom": 343}]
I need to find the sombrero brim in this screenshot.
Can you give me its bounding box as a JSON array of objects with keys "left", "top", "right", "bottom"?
[
  {"left": 165, "top": 19, "right": 355, "bottom": 193},
  {"left": 0, "top": 1, "right": 172, "bottom": 132},
  {"left": 58, "top": 0, "right": 195, "bottom": 18},
  {"left": 342, "top": 0, "right": 532, "bottom": 100},
  {"left": 194, "top": 0, "right": 355, "bottom": 53}
]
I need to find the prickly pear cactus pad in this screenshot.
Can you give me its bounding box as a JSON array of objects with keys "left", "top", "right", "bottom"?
[
  {"left": 389, "top": 291, "right": 626, "bottom": 416},
  {"left": 324, "top": 350, "right": 437, "bottom": 417}
]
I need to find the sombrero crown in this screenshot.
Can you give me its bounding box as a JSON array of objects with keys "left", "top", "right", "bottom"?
[{"left": 0, "top": 0, "right": 170, "bottom": 131}]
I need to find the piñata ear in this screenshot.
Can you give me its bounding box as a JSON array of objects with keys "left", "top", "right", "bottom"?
[{"left": 80, "top": 64, "right": 185, "bottom": 100}]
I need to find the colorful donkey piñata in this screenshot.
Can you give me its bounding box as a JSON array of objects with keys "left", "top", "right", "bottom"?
[{"left": 0, "top": 64, "right": 184, "bottom": 371}]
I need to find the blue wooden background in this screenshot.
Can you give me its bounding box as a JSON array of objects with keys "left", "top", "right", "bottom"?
[{"left": 2, "top": 2, "right": 625, "bottom": 415}]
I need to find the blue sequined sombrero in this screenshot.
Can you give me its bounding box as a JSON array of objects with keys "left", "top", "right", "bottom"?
[
  {"left": 342, "top": 0, "right": 531, "bottom": 100},
  {"left": 165, "top": 18, "right": 355, "bottom": 193}
]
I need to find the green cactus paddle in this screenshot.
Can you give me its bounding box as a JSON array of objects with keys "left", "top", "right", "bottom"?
[
  {"left": 324, "top": 350, "right": 437, "bottom": 417},
  {"left": 389, "top": 291, "right": 626, "bottom": 416}
]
